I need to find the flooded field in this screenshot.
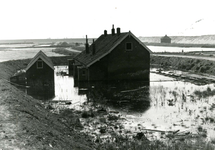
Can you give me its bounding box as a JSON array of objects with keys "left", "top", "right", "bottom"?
[
  {"left": 148, "top": 45, "right": 215, "bottom": 53},
  {"left": 0, "top": 47, "right": 65, "bottom": 62},
  {"left": 48, "top": 66, "right": 215, "bottom": 142},
  {"left": 0, "top": 43, "right": 81, "bottom": 62}
]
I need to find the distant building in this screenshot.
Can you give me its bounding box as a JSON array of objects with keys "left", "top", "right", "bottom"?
[
  {"left": 71, "top": 25, "right": 152, "bottom": 82},
  {"left": 26, "top": 51, "right": 55, "bottom": 99},
  {"left": 161, "top": 35, "right": 171, "bottom": 43}
]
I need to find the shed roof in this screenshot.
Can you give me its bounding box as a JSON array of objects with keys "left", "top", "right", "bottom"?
[
  {"left": 74, "top": 31, "right": 152, "bottom": 67},
  {"left": 26, "top": 51, "right": 54, "bottom": 71}
]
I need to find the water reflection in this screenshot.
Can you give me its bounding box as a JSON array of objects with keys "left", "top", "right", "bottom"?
[
  {"left": 27, "top": 84, "right": 55, "bottom": 100},
  {"left": 85, "top": 80, "right": 150, "bottom": 113},
  {"left": 52, "top": 66, "right": 151, "bottom": 112},
  {"left": 53, "top": 66, "right": 87, "bottom": 109}
]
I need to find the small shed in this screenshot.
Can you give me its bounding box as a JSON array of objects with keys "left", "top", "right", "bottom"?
[
  {"left": 161, "top": 35, "right": 171, "bottom": 43},
  {"left": 72, "top": 25, "right": 152, "bottom": 82},
  {"left": 26, "top": 51, "right": 55, "bottom": 99},
  {"left": 10, "top": 70, "right": 26, "bottom": 86}
]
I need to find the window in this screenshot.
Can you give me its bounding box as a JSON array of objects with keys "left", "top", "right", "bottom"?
[
  {"left": 37, "top": 61, "right": 43, "bottom": 69},
  {"left": 126, "top": 42, "right": 132, "bottom": 51}
]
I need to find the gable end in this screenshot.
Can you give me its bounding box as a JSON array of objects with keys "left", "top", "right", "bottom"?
[{"left": 86, "top": 32, "right": 152, "bottom": 67}]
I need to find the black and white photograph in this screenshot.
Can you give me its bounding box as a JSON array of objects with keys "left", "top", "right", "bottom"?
[{"left": 1, "top": 0, "right": 215, "bottom": 149}]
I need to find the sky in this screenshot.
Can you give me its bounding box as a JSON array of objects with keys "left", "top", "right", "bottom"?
[{"left": 0, "top": 0, "right": 215, "bottom": 39}]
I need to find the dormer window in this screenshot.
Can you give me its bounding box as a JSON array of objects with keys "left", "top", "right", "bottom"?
[
  {"left": 126, "top": 42, "right": 133, "bottom": 51},
  {"left": 37, "top": 60, "right": 43, "bottom": 69}
]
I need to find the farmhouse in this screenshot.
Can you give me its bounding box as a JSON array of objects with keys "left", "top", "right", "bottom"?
[
  {"left": 161, "top": 35, "right": 171, "bottom": 43},
  {"left": 71, "top": 25, "right": 152, "bottom": 82},
  {"left": 26, "top": 51, "right": 55, "bottom": 99}
]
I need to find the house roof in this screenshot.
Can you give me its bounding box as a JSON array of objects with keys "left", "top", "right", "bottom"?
[
  {"left": 161, "top": 35, "right": 171, "bottom": 40},
  {"left": 74, "top": 31, "right": 152, "bottom": 67},
  {"left": 26, "top": 51, "right": 54, "bottom": 71}
]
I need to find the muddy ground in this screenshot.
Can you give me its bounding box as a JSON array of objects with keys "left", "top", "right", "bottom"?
[{"left": 1, "top": 55, "right": 215, "bottom": 149}]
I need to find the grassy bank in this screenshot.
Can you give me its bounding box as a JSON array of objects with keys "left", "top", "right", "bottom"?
[
  {"left": 151, "top": 55, "right": 215, "bottom": 76},
  {"left": 145, "top": 42, "right": 215, "bottom": 48}
]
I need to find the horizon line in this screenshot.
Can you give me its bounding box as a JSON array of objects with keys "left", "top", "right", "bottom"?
[{"left": 1, "top": 34, "right": 215, "bottom": 41}]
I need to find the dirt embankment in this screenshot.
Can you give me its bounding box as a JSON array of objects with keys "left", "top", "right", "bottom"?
[
  {"left": 0, "top": 56, "right": 95, "bottom": 150},
  {"left": 151, "top": 55, "right": 215, "bottom": 75}
]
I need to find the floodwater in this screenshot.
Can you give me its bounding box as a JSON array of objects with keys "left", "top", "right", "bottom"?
[
  {"left": 3, "top": 42, "right": 215, "bottom": 142},
  {"left": 51, "top": 66, "right": 215, "bottom": 142},
  {"left": 53, "top": 66, "right": 86, "bottom": 110},
  {"left": 148, "top": 45, "right": 215, "bottom": 53},
  {"left": 4, "top": 42, "right": 215, "bottom": 141},
  {"left": 125, "top": 74, "right": 215, "bottom": 141},
  {"left": 0, "top": 47, "right": 64, "bottom": 62},
  {"left": 0, "top": 44, "right": 80, "bottom": 62}
]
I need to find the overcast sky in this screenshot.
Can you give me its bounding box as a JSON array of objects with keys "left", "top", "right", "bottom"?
[{"left": 0, "top": 0, "right": 215, "bottom": 39}]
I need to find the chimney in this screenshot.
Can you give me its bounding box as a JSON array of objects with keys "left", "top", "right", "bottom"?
[
  {"left": 117, "top": 27, "right": 120, "bottom": 35},
  {"left": 85, "top": 35, "right": 89, "bottom": 54},
  {"left": 92, "top": 39, "right": 96, "bottom": 55},
  {"left": 104, "top": 30, "right": 107, "bottom": 36},
  {"left": 111, "top": 24, "right": 115, "bottom": 35}
]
